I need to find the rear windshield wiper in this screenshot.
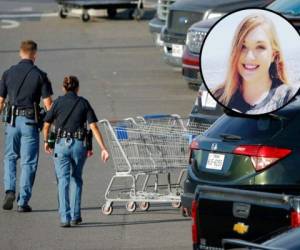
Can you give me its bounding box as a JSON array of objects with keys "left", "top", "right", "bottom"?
[{"left": 220, "top": 133, "right": 242, "bottom": 141}]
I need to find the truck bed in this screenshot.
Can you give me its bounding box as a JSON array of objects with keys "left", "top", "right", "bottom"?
[{"left": 192, "top": 185, "right": 300, "bottom": 249}]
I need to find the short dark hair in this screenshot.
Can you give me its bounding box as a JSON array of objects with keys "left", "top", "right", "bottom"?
[
  {"left": 63, "top": 76, "right": 79, "bottom": 92},
  {"left": 20, "top": 40, "right": 37, "bottom": 55}
]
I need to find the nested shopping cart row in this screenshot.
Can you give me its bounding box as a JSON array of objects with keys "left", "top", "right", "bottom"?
[{"left": 99, "top": 114, "right": 211, "bottom": 215}]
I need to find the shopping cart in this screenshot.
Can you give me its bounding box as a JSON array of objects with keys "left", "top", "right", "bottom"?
[
  {"left": 135, "top": 113, "right": 212, "bottom": 135},
  {"left": 56, "top": 0, "right": 144, "bottom": 22},
  {"left": 99, "top": 115, "right": 209, "bottom": 215}
]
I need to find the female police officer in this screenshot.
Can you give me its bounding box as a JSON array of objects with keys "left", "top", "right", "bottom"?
[{"left": 43, "top": 75, "right": 109, "bottom": 227}]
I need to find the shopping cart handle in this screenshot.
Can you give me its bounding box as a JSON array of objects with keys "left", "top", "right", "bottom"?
[{"left": 143, "top": 113, "right": 176, "bottom": 119}]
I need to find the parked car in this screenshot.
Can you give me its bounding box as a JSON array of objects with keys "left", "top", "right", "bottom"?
[
  {"left": 182, "top": 94, "right": 300, "bottom": 214},
  {"left": 182, "top": 0, "right": 300, "bottom": 87},
  {"left": 192, "top": 185, "right": 300, "bottom": 249},
  {"left": 148, "top": 0, "right": 177, "bottom": 46},
  {"left": 188, "top": 84, "right": 223, "bottom": 126},
  {"left": 160, "top": 0, "right": 273, "bottom": 67},
  {"left": 268, "top": 0, "right": 300, "bottom": 31}
]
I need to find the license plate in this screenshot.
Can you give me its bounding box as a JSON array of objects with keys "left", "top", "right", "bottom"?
[
  {"left": 206, "top": 153, "right": 225, "bottom": 170},
  {"left": 201, "top": 91, "right": 217, "bottom": 109},
  {"left": 172, "top": 44, "right": 183, "bottom": 57}
]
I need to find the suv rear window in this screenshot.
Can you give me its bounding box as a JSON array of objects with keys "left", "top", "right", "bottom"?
[{"left": 205, "top": 115, "right": 285, "bottom": 140}]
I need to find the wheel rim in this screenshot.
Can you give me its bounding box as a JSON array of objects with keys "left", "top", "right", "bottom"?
[
  {"left": 139, "top": 202, "right": 150, "bottom": 211},
  {"left": 102, "top": 205, "right": 112, "bottom": 215},
  {"left": 126, "top": 201, "right": 136, "bottom": 212}
]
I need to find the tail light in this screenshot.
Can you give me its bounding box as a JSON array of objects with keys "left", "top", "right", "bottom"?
[
  {"left": 291, "top": 210, "right": 300, "bottom": 228},
  {"left": 192, "top": 200, "right": 199, "bottom": 245},
  {"left": 290, "top": 198, "right": 300, "bottom": 228},
  {"left": 182, "top": 48, "right": 199, "bottom": 68},
  {"left": 189, "top": 140, "right": 200, "bottom": 164},
  {"left": 233, "top": 145, "right": 291, "bottom": 171}
]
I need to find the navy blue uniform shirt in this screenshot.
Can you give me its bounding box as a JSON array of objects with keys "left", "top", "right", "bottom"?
[
  {"left": 0, "top": 59, "right": 53, "bottom": 108},
  {"left": 44, "top": 92, "right": 98, "bottom": 133}
]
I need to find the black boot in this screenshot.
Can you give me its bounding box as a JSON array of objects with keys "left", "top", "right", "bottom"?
[
  {"left": 17, "top": 204, "right": 32, "bottom": 212},
  {"left": 2, "top": 191, "right": 16, "bottom": 210},
  {"left": 71, "top": 217, "right": 82, "bottom": 225}
]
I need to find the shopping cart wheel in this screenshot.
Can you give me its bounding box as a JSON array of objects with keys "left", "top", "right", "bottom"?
[
  {"left": 59, "top": 7, "right": 68, "bottom": 19},
  {"left": 139, "top": 202, "right": 150, "bottom": 211},
  {"left": 81, "top": 11, "right": 90, "bottom": 22},
  {"left": 126, "top": 201, "right": 136, "bottom": 212},
  {"left": 101, "top": 204, "right": 113, "bottom": 215},
  {"left": 171, "top": 201, "right": 181, "bottom": 208}
]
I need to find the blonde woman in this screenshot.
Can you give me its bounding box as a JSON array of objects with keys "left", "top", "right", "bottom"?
[{"left": 213, "top": 14, "right": 297, "bottom": 114}]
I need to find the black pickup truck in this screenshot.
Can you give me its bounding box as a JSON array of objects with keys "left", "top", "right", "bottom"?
[{"left": 191, "top": 185, "right": 300, "bottom": 249}]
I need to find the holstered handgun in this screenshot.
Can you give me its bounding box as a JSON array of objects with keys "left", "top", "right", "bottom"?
[
  {"left": 33, "top": 102, "right": 46, "bottom": 131},
  {"left": 48, "top": 130, "right": 56, "bottom": 149},
  {"left": 85, "top": 129, "right": 93, "bottom": 151},
  {"left": 1, "top": 102, "right": 12, "bottom": 124}
]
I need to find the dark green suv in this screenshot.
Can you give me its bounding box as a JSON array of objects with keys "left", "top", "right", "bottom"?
[{"left": 182, "top": 95, "right": 300, "bottom": 212}]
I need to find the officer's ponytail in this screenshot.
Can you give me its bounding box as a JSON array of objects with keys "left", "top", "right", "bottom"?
[{"left": 63, "top": 76, "right": 79, "bottom": 92}]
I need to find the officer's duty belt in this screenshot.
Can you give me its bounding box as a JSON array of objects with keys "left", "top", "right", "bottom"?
[
  {"left": 15, "top": 108, "right": 35, "bottom": 117},
  {"left": 57, "top": 130, "right": 86, "bottom": 140}
]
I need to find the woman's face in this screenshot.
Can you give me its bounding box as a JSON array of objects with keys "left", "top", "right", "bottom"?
[{"left": 237, "top": 25, "right": 274, "bottom": 83}]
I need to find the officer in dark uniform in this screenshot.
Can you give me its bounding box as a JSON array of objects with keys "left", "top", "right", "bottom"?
[
  {"left": 43, "top": 75, "right": 109, "bottom": 227},
  {"left": 0, "top": 40, "right": 53, "bottom": 212}
]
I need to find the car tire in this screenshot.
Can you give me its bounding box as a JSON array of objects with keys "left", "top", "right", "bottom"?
[
  {"left": 81, "top": 12, "right": 90, "bottom": 22},
  {"left": 59, "top": 8, "right": 68, "bottom": 19},
  {"left": 107, "top": 8, "right": 117, "bottom": 19}
]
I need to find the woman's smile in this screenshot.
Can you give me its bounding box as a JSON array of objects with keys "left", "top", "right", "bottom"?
[{"left": 242, "top": 63, "right": 259, "bottom": 71}]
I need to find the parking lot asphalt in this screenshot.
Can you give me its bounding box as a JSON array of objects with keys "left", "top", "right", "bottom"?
[{"left": 0, "top": 1, "right": 195, "bottom": 250}]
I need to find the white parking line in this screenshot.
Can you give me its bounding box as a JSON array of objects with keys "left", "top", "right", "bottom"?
[
  {"left": 1, "top": 19, "right": 20, "bottom": 29},
  {"left": 0, "top": 12, "right": 58, "bottom": 19}
]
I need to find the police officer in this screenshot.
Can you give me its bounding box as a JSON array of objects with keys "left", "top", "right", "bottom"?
[
  {"left": 0, "top": 40, "right": 53, "bottom": 212},
  {"left": 43, "top": 75, "right": 109, "bottom": 227}
]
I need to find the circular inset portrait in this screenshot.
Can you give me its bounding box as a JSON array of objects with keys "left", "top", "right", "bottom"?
[{"left": 200, "top": 8, "right": 300, "bottom": 115}]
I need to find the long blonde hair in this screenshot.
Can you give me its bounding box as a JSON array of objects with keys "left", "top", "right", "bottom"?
[{"left": 215, "top": 14, "right": 288, "bottom": 105}]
